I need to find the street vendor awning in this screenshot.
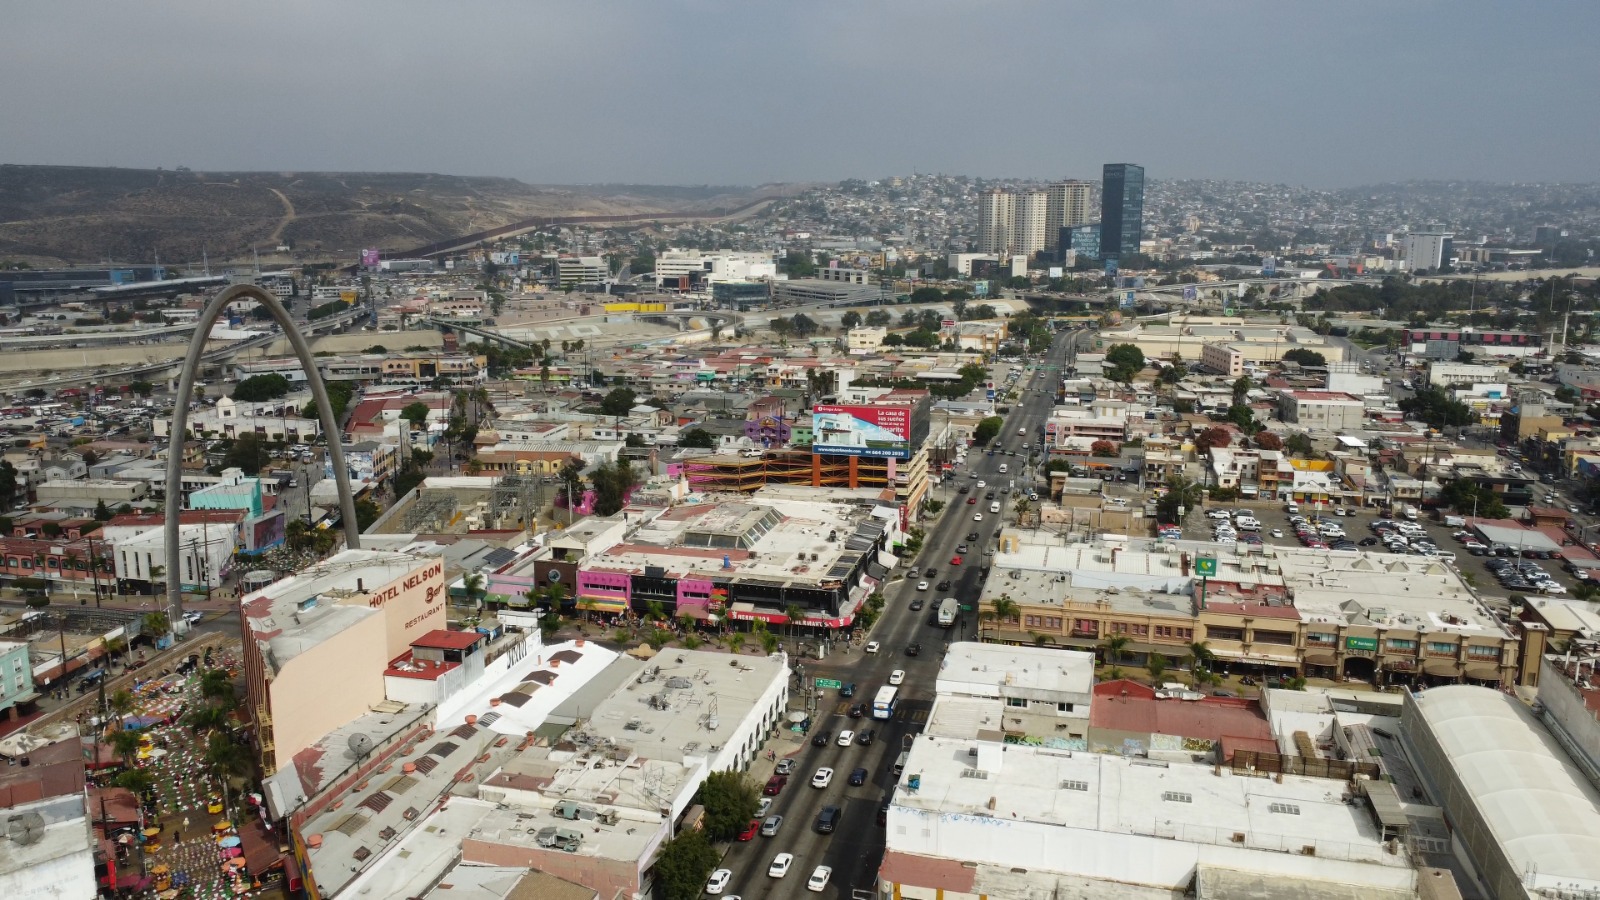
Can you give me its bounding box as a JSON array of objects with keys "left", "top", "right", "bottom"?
[{"left": 239, "top": 821, "right": 283, "bottom": 876}]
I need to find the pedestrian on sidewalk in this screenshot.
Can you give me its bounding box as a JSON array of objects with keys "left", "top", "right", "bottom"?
[{"left": 181, "top": 816, "right": 190, "bottom": 833}]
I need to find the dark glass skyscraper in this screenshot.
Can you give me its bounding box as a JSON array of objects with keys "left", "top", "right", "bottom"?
[{"left": 1099, "top": 163, "right": 1145, "bottom": 260}]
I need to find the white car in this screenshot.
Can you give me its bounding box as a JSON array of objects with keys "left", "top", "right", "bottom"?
[
  {"left": 1206, "top": 510, "right": 1231, "bottom": 520},
  {"left": 807, "top": 866, "right": 833, "bottom": 892},
  {"left": 1270, "top": 528, "right": 1283, "bottom": 538},
  {"left": 864, "top": 641, "right": 880, "bottom": 654},
  {"left": 889, "top": 669, "right": 906, "bottom": 685},
  {"left": 974, "top": 513, "right": 983, "bottom": 521},
  {"left": 976, "top": 480, "right": 986, "bottom": 488},
  {"left": 916, "top": 580, "right": 929, "bottom": 591},
  {"left": 812, "top": 767, "right": 834, "bottom": 788},
  {"left": 706, "top": 868, "right": 733, "bottom": 895},
  {"left": 769, "top": 853, "right": 794, "bottom": 878},
  {"left": 757, "top": 797, "right": 774, "bottom": 817},
  {"left": 837, "top": 730, "right": 854, "bottom": 746}
]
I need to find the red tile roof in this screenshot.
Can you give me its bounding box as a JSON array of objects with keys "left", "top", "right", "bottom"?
[
  {"left": 1090, "top": 679, "right": 1273, "bottom": 751},
  {"left": 879, "top": 851, "right": 976, "bottom": 892},
  {"left": 411, "top": 629, "right": 483, "bottom": 651}
]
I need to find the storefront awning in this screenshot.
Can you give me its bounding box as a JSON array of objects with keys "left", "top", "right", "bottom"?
[
  {"left": 1303, "top": 651, "right": 1337, "bottom": 667},
  {"left": 1422, "top": 657, "right": 1462, "bottom": 677},
  {"left": 576, "top": 594, "right": 628, "bottom": 613},
  {"left": 1465, "top": 662, "right": 1503, "bottom": 681}
]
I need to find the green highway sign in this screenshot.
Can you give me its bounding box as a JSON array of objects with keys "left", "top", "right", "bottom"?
[
  {"left": 815, "top": 678, "right": 842, "bottom": 690},
  {"left": 960, "top": 604, "right": 973, "bottom": 612},
  {"left": 1195, "top": 556, "right": 1218, "bottom": 577}
]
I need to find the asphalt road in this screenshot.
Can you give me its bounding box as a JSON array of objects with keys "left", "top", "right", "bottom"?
[{"left": 711, "top": 332, "right": 1076, "bottom": 900}]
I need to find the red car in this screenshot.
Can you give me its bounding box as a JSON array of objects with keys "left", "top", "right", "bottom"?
[
  {"left": 950, "top": 555, "right": 963, "bottom": 566},
  {"left": 764, "top": 775, "right": 787, "bottom": 796},
  {"left": 738, "top": 819, "right": 761, "bottom": 841},
  {"left": 967, "top": 497, "right": 977, "bottom": 504}
]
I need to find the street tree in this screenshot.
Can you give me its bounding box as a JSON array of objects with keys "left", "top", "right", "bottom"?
[{"left": 695, "top": 770, "right": 761, "bottom": 841}]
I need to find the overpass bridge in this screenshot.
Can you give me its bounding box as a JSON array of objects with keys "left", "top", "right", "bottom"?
[{"left": 0, "top": 304, "right": 373, "bottom": 394}]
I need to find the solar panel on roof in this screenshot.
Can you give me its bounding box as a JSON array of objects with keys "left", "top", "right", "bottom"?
[{"left": 481, "top": 548, "right": 518, "bottom": 568}]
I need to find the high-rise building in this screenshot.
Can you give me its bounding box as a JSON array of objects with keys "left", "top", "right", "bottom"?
[
  {"left": 979, "top": 187, "right": 1054, "bottom": 258},
  {"left": 1100, "top": 163, "right": 1145, "bottom": 260},
  {"left": 1012, "top": 190, "right": 1049, "bottom": 257},
  {"left": 1402, "top": 229, "right": 1454, "bottom": 273},
  {"left": 977, "top": 189, "right": 1013, "bottom": 255},
  {"left": 1045, "top": 181, "right": 1093, "bottom": 252}
]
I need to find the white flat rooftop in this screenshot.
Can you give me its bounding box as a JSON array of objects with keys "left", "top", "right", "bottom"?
[{"left": 894, "top": 736, "right": 1404, "bottom": 868}]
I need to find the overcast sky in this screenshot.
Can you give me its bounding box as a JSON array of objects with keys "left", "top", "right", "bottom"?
[{"left": 4, "top": 1, "right": 1596, "bottom": 188}]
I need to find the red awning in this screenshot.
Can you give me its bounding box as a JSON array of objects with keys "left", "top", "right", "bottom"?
[{"left": 239, "top": 822, "right": 283, "bottom": 874}]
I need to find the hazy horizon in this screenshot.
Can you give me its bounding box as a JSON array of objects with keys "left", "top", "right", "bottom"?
[{"left": 3, "top": 1, "right": 1596, "bottom": 189}]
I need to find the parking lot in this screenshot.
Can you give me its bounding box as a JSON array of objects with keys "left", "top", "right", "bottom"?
[{"left": 1199, "top": 503, "right": 1589, "bottom": 609}]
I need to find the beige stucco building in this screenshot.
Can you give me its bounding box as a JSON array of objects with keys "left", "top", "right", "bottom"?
[{"left": 240, "top": 550, "right": 446, "bottom": 775}]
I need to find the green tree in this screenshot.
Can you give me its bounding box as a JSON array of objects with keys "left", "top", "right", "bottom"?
[
  {"left": 864, "top": 310, "right": 891, "bottom": 327},
  {"left": 220, "top": 433, "right": 272, "bottom": 475},
  {"left": 651, "top": 828, "right": 721, "bottom": 900},
  {"left": 695, "top": 770, "right": 761, "bottom": 841},
  {"left": 1186, "top": 641, "right": 1215, "bottom": 686},
  {"left": 591, "top": 458, "right": 639, "bottom": 516},
  {"left": 1146, "top": 652, "right": 1168, "bottom": 681},
  {"left": 973, "top": 414, "right": 1005, "bottom": 445},
  {"left": 1231, "top": 376, "right": 1252, "bottom": 405},
  {"left": 840, "top": 310, "right": 863, "bottom": 329},
  {"left": 1281, "top": 348, "right": 1326, "bottom": 367},
  {"left": 984, "top": 596, "right": 1019, "bottom": 639},
  {"left": 1155, "top": 476, "right": 1204, "bottom": 525},
  {"left": 679, "top": 428, "right": 716, "bottom": 449},
  {"left": 108, "top": 729, "right": 143, "bottom": 765},
  {"left": 600, "top": 387, "right": 638, "bottom": 416},
  {"left": 1104, "top": 343, "right": 1145, "bottom": 382},
  {"left": 1399, "top": 385, "right": 1477, "bottom": 429},
  {"left": 93, "top": 498, "right": 113, "bottom": 521},
  {"left": 232, "top": 373, "right": 292, "bottom": 402},
  {"left": 302, "top": 380, "right": 355, "bottom": 422},
  {"left": 1283, "top": 432, "right": 1314, "bottom": 456},
  {"left": 1101, "top": 634, "right": 1132, "bottom": 666},
  {"left": 354, "top": 498, "right": 381, "bottom": 531},
  {"left": 399, "top": 400, "right": 431, "bottom": 431}
]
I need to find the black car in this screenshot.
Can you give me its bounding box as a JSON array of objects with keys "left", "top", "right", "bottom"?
[
  {"left": 848, "top": 767, "right": 869, "bottom": 786},
  {"left": 906, "top": 642, "right": 923, "bottom": 657},
  {"left": 849, "top": 703, "right": 867, "bottom": 718},
  {"left": 840, "top": 682, "right": 856, "bottom": 698},
  {"left": 855, "top": 728, "right": 875, "bottom": 746},
  {"left": 877, "top": 797, "right": 891, "bottom": 826},
  {"left": 909, "top": 598, "right": 925, "bottom": 611},
  {"left": 967, "top": 531, "right": 980, "bottom": 541},
  {"left": 925, "top": 567, "right": 938, "bottom": 578},
  {"left": 935, "top": 580, "right": 951, "bottom": 591},
  {"left": 958, "top": 486, "right": 970, "bottom": 494},
  {"left": 985, "top": 491, "right": 996, "bottom": 500},
  {"left": 813, "top": 730, "right": 832, "bottom": 747},
  {"left": 1358, "top": 537, "right": 1378, "bottom": 546}
]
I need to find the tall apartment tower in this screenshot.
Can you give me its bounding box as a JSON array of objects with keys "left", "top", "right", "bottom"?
[
  {"left": 1044, "top": 181, "right": 1093, "bottom": 252},
  {"left": 1012, "top": 190, "right": 1049, "bottom": 257},
  {"left": 1099, "top": 164, "right": 1145, "bottom": 261},
  {"left": 977, "top": 189, "right": 1014, "bottom": 255}
]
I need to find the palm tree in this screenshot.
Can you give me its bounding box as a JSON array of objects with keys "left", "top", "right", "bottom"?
[
  {"left": 205, "top": 732, "right": 251, "bottom": 822},
  {"left": 1146, "top": 652, "right": 1168, "bottom": 681},
  {"left": 142, "top": 610, "right": 169, "bottom": 638},
  {"left": 646, "top": 600, "right": 667, "bottom": 624},
  {"left": 984, "top": 597, "right": 1020, "bottom": 640},
  {"left": 726, "top": 633, "right": 747, "bottom": 655},
  {"left": 1186, "top": 640, "right": 1215, "bottom": 687},
  {"left": 113, "top": 767, "right": 155, "bottom": 799},
  {"left": 200, "top": 669, "right": 237, "bottom": 711},
  {"left": 1101, "top": 634, "right": 1132, "bottom": 668},
  {"left": 107, "top": 689, "right": 136, "bottom": 720},
  {"left": 462, "top": 573, "right": 486, "bottom": 611},
  {"left": 1160, "top": 475, "right": 1205, "bottom": 524},
  {"left": 784, "top": 604, "right": 806, "bottom": 648}
]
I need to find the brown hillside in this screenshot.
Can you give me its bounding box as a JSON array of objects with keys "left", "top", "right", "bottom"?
[{"left": 0, "top": 166, "right": 693, "bottom": 265}]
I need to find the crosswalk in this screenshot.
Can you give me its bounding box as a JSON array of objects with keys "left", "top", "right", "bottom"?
[{"left": 823, "top": 699, "right": 927, "bottom": 724}]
